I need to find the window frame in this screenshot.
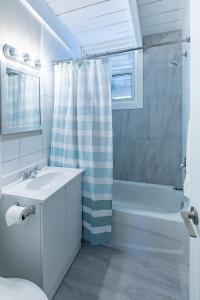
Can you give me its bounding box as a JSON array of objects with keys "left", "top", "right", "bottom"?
[{"left": 111, "top": 49, "right": 143, "bottom": 110}]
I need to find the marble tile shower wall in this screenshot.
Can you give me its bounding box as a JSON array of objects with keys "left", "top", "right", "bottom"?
[
  {"left": 0, "top": 0, "right": 71, "bottom": 177},
  {"left": 113, "top": 31, "right": 182, "bottom": 186}
]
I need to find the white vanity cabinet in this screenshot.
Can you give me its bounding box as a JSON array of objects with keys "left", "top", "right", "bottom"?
[
  {"left": 0, "top": 167, "right": 83, "bottom": 299},
  {"left": 42, "top": 175, "right": 82, "bottom": 297}
]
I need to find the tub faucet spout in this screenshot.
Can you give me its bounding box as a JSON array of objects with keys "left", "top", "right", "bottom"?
[{"left": 173, "top": 186, "right": 183, "bottom": 191}]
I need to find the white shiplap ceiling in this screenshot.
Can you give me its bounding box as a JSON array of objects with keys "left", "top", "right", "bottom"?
[
  {"left": 46, "top": 0, "right": 188, "bottom": 55},
  {"left": 45, "top": 0, "right": 137, "bottom": 54},
  {"left": 137, "top": 0, "right": 187, "bottom": 36}
]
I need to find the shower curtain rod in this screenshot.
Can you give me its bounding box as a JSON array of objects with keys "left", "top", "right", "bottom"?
[{"left": 53, "top": 36, "right": 190, "bottom": 64}]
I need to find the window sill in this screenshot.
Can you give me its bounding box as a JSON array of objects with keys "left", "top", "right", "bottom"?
[{"left": 112, "top": 100, "right": 143, "bottom": 110}]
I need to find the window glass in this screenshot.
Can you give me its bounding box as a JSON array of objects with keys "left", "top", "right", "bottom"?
[
  {"left": 112, "top": 73, "right": 132, "bottom": 100},
  {"left": 111, "top": 52, "right": 134, "bottom": 101}
]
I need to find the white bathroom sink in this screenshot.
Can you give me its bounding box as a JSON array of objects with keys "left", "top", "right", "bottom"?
[
  {"left": 26, "top": 172, "right": 65, "bottom": 191},
  {"left": 2, "top": 166, "right": 84, "bottom": 202}
]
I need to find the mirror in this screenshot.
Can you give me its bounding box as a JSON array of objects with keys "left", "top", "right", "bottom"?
[{"left": 1, "top": 62, "right": 42, "bottom": 134}]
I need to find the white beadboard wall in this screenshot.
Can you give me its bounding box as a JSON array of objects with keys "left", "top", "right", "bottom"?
[{"left": 0, "top": 0, "right": 79, "bottom": 177}]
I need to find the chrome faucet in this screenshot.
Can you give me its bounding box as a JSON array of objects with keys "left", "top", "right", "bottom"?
[
  {"left": 23, "top": 170, "right": 36, "bottom": 180},
  {"left": 22, "top": 166, "right": 41, "bottom": 181}
]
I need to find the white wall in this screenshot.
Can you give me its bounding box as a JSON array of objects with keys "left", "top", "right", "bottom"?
[
  {"left": 0, "top": 0, "right": 80, "bottom": 177},
  {"left": 182, "top": 0, "right": 190, "bottom": 180}
]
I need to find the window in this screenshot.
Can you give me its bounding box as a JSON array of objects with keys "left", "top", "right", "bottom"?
[
  {"left": 112, "top": 73, "right": 132, "bottom": 100},
  {"left": 111, "top": 50, "right": 143, "bottom": 110}
]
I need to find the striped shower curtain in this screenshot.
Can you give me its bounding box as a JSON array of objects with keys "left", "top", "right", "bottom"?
[{"left": 50, "top": 58, "right": 113, "bottom": 244}]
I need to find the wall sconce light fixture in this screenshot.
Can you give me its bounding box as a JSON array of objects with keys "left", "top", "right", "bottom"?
[{"left": 3, "top": 44, "right": 41, "bottom": 70}]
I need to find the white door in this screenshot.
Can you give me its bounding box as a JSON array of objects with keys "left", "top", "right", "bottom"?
[{"left": 183, "top": 1, "right": 200, "bottom": 300}]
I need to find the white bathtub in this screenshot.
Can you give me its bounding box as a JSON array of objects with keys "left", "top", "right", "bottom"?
[{"left": 111, "top": 180, "right": 189, "bottom": 264}]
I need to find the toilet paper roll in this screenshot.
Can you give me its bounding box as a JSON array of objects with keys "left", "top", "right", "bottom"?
[{"left": 5, "top": 205, "right": 30, "bottom": 227}]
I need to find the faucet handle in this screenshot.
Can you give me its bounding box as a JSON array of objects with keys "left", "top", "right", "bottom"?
[
  {"left": 23, "top": 172, "right": 29, "bottom": 180},
  {"left": 34, "top": 166, "right": 41, "bottom": 174},
  {"left": 28, "top": 170, "right": 36, "bottom": 178}
]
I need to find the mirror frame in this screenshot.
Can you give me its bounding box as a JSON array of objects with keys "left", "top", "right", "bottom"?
[{"left": 0, "top": 60, "right": 42, "bottom": 135}]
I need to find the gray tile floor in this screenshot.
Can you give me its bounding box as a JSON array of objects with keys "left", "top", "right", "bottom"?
[{"left": 53, "top": 244, "right": 189, "bottom": 300}]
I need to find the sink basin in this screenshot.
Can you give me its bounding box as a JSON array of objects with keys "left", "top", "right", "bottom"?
[
  {"left": 26, "top": 172, "right": 65, "bottom": 191},
  {"left": 2, "top": 166, "right": 84, "bottom": 202}
]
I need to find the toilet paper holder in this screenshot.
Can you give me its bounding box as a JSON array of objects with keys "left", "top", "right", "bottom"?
[{"left": 15, "top": 203, "right": 36, "bottom": 221}]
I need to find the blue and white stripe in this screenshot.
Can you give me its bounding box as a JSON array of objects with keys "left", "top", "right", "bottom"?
[{"left": 50, "top": 58, "right": 113, "bottom": 244}]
